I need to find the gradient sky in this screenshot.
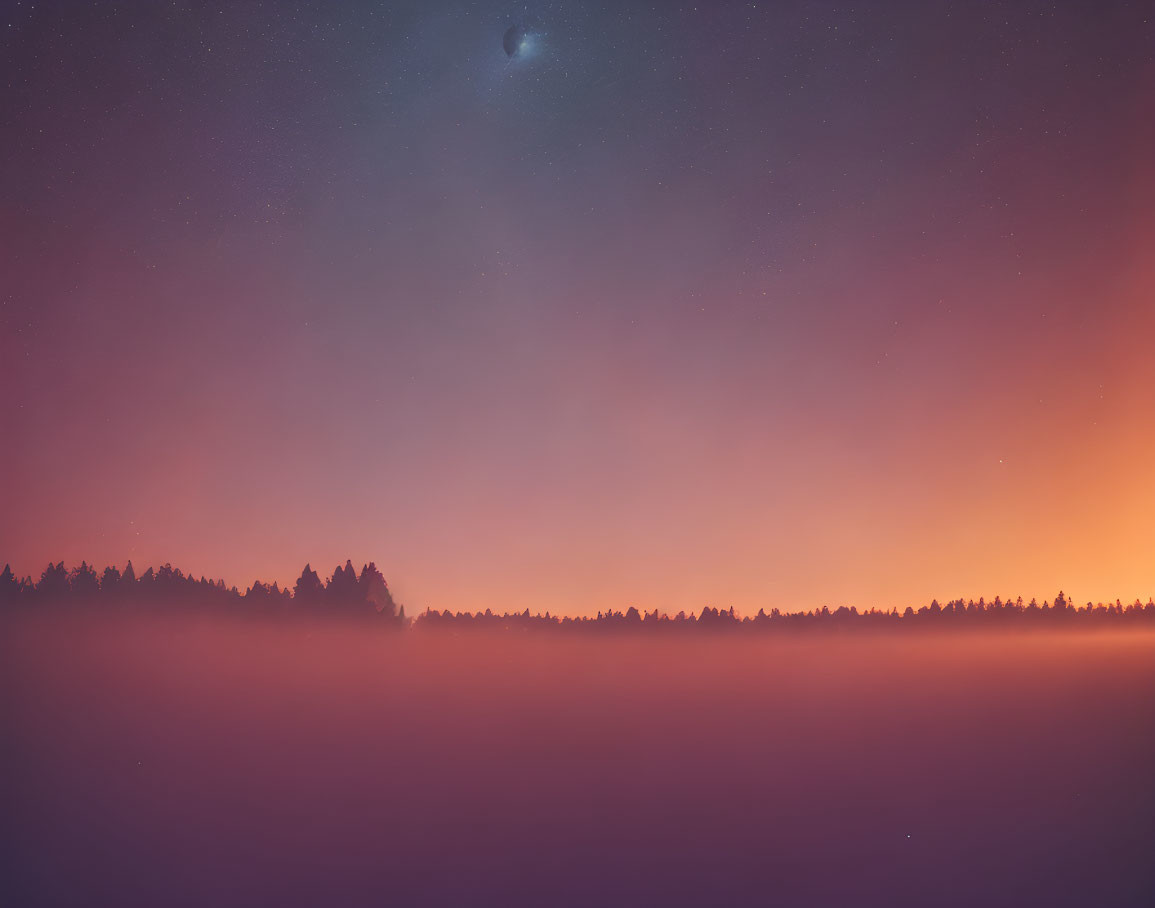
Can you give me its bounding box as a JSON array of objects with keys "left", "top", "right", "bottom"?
[{"left": 2, "top": 1, "right": 1153, "bottom": 616}]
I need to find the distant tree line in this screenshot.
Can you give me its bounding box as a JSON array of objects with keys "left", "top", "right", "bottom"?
[
  {"left": 415, "top": 594, "right": 1155, "bottom": 633},
  {"left": 0, "top": 560, "right": 403, "bottom": 623},
  {"left": 3, "top": 561, "right": 1154, "bottom": 632}
]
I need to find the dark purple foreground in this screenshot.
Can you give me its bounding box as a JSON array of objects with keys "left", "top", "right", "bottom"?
[{"left": 3, "top": 614, "right": 1153, "bottom": 906}]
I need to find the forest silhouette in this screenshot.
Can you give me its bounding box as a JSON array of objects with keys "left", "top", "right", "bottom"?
[
  {"left": 0, "top": 560, "right": 403, "bottom": 623},
  {"left": 3, "top": 560, "right": 1154, "bottom": 633}
]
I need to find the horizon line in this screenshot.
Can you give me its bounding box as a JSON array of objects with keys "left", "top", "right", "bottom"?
[{"left": 4, "top": 558, "right": 1155, "bottom": 622}]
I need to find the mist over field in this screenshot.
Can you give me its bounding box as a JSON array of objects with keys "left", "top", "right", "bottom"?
[{"left": 4, "top": 613, "right": 1153, "bottom": 907}]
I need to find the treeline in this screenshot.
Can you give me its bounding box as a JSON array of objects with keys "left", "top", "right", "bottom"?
[
  {"left": 0, "top": 560, "right": 403, "bottom": 622},
  {"left": 3, "top": 561, "right": 1154, "bottom": 632},
  {"left": 415, "top": 593, "right": 1155, "bottom": 633}
]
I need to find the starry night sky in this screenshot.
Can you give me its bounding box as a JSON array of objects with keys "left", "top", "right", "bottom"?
[{"left": 2, "top": 1, "right": 1153, "bottom": 614}]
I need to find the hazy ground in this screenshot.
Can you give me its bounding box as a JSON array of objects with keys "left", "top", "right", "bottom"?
[{"left": 3, "top": 614, "right": 1153, "bottom": 906}]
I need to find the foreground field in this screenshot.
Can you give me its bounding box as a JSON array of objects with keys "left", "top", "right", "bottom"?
[{"left": 3, "top": 615, "right": 1153, "bottom": 906}]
